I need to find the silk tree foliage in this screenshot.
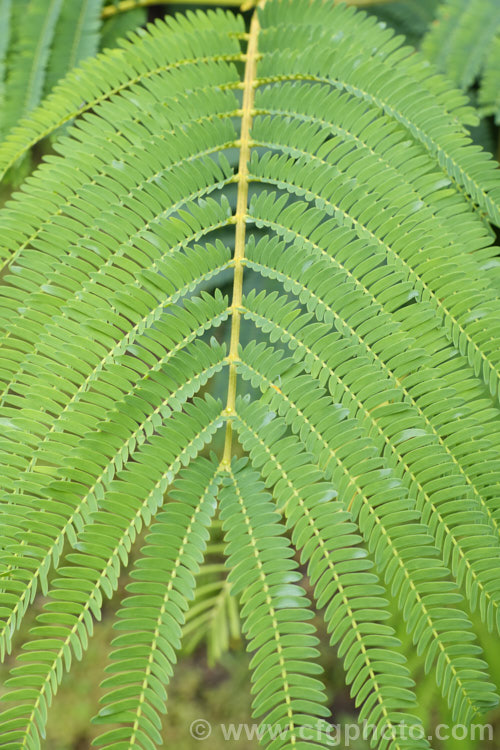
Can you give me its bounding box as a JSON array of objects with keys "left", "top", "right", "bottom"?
[
  {"left": 0, "top": 0, "right": 105, "bottom": 138},
  {"left": 0, "top": 0, "right": 378, "bottom": 157},
  {"left": 422, "top": 0, "right": 500, "bottom": 121},
  {"left": 1, "top": 0, "right": 500, "bottom": 748},
  {"left": 366, "top": 0, "right": 438, "bottom": 48}
]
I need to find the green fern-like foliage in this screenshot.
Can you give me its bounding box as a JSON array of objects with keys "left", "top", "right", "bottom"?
[
  {"left": 422, "top": 0, "right": 500, "bottom": 121},
  {"left": 368, "top": 0, "right": 438, "bottom": 47},
  {"left": 481, "top": 34, "right": 500, "bottom": 125},
  {"left": 45, "top": 0, "right": 104, "bottom": 95},
  {"left": 0, "top": 0, "right": 105, "bottom": 138},
  {"left": 182, "top": 516, "right": 241, "bottom": 663},
  {"left": 1, "top": 1, "right": 500, "bottom": 748}
]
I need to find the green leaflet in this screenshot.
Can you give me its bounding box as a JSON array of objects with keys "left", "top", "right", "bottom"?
[{"left": 0, "top": 1, "right": 499, "bottom": 749}]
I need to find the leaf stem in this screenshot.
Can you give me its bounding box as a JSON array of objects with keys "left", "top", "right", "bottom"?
[{"left": 221, "top": 7, "right": 260, "bottom": 467}]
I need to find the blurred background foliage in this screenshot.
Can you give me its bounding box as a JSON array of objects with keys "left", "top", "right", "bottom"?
[{"left": 1, "top": 0, "right": 500, "bottom": 747}]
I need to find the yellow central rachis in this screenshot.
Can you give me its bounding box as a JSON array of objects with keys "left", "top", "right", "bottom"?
[{"left": 221, "top": 7, "right": 261, "bottom": 467}]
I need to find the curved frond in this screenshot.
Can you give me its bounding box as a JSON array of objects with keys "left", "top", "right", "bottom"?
[
  {"left": 258, "top": 0, "right": 500, "bottom": 225},
  {"left": 0, "top": 0, "right": 64, "bottom": 136},
  {"left": 45, "top": 0, "right": 104, "bottom": 95},
  {"left": 219, "top": 462, "right": 332, "bottom": 750},
  {"left": 233, "top": 348, "right": 497, "bottom": 722},
  {"left": 0, "top": 334, "right": 227, "bottom": 658},
  {"left": 480, "top": 34, "right": 500, "bottom": 123},
  {"left": 422, "top": 0, "right": 500, "bottom": 110},
  {"left": 0, "top": 8, "right": 244, "bottom": 181},
  {"left": 93, "top": 455, "right": 221, "bottom": 749},
  {"left": 239, "top": 243, "right": 500, "bottom": 572},
  {"left": 233, "top": 400, "right": 430, "bottom": 750},
  {"left": 182, "top": 519, "right": 241, "bottom": 663},
  {"left": 0, "top": 397, "right": 224, "bottom": 748},
  {"left": 240, "top": 285, "right": 500, "bottom": 537},
  {"left": 422, "top": 0, "right": 500, "bottom": 131}
]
